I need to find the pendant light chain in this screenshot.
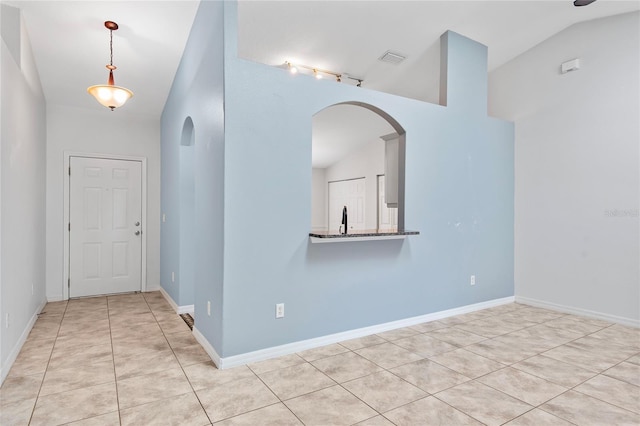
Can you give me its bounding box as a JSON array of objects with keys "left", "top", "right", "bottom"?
[{"left": 109, "top": 28, "right": 113, "bottom": 67}]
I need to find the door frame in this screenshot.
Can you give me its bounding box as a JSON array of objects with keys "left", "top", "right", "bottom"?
[
  {"left": 327, "top": 177, "right": 366, "bottom": 232},
  {"left": 63, "top": 151, "right": 148, "bottom": 300}
]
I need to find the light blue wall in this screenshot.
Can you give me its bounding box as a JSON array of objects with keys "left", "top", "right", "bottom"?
[
  {"left": 219, "top": 3, "right": 513, "bottom": 357},
  {"left": 179, "top": 118, "right": 196, "bottom": 305},
  {"left": 160, "top": 0, "right": 225, "bottom": 348},
  {"left": 161, "top": 1, "right": 514, "bottom": 359},
  {"left": 440, "top": 31, "right": 488, "bottom": 114}
]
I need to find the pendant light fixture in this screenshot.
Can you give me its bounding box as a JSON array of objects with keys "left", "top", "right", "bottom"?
[{"left": 87, "top": 21, "right": 133, "bottom": 111}]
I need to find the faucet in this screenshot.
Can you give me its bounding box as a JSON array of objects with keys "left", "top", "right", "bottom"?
[{"left": 341, "top": 205, "right": 348, "bottom": 234}]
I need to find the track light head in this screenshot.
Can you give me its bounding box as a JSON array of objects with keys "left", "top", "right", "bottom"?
[{"left": 573, "top": 0, "right": 597, "bottom": 6}]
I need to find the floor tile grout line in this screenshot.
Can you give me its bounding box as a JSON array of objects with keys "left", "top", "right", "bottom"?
[
  {"left": 599, "top": 355, "right": 640, "bottom": 387},
  {"left": 564, "top": 358, "right": 640, "bottom": 411},
  {"left": 314, "top": 331, "right": 498, "bottom": 403},
  {"left": 432, "top": 315, "right": 638, "bottom": 416},
  {"left": 26, "top": 299, "right": 69, "bottom": 426},
  {"left": 12, "top": 297, "right": 638, "bottom": 425},
  {"left": 428, "top": 366, "right": 538, "bottom": 424},
  {"left": 473, "top": 334, "right": 640, "bottom": 423},
  {"left": 222, "top": 301, "right": 626, "bottom": 422},
  {"left": 508, "top": 351, "right": 599, "bottom": 387},
  {"left": 250, "top": 345, "right": 409, "bottom": 424},
  {"left": 385, "top": 359, "right": 475, "bottom": 395},
  {"left": 428, "top": 392, "right": 488, "bottom": 425},
  {"left": 333, "top": 380, "right": 385, "bottom": 419},
  {"left": 250, "top": 370, "right": 309, "bottom": 425},
  {"left": 214, "top": 401, "right": 300, "bottom": 425},
  {"left": 375, "top": 342, "right": 495, "bottom": 423},
  {"left": 471, "top": 367, "right": 564, "bottom": 409},
  {"left": 142, "top": 291, "right": 214, "bottom": 425},
  {"left": 107, "top": 293, "right": 177, "bottom": 420},
  {"left": 380, "top": 310, "right": 635, "bottom": 424},
  {"left": 534, "top": 387, "right": 595, "bottom": 425},
  {"left": 253, "top": 360, "right": 338, "bottom": 402},
  {"left": 107, "top": 295, "right": 124, "bottom": 426},
  {"left": 512, "top": 323, "right": 640, "bottom": 387},
  {"left": 315, "top": 344, "right": 425, "bottom": 422},
  {"left": 502, "top": 405, "right": 579, "bottom": 426},
  {"left": 363, "top": 355, "right": 436, "bottom": 417},
  {"left": 536, "top": 407, "right": 582, "bottom": 426},
  {"left": 202, "top": 349, "right": 314, "bottom": 423},
  {"left": 569, "top": 385, "right": 640, "bottom": 416}
]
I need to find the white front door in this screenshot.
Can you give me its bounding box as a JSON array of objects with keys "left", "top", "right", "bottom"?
[
  {"left": 377, "top": 175, "right": 398, "bottom": 231},
  {"left": 328, "top": 178, "right": 366, "bottom": 233},
  {"left": 69, "top": 157, "right": 142, "bottom": 297}
]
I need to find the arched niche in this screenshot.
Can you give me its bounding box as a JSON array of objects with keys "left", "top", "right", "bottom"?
[
  {"left": 311, "top": 102, "right": 406, "bottom": 233},
  {"left": 179, "top": 116, "right": 196, "bottom": 303},
  {"left": 181, "top": 116, "right": 195, "bottom": 146}
]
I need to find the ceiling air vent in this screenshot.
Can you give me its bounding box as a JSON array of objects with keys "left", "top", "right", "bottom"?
[{"left": 378, "top": 50, "right": 406, "bottom": 65}]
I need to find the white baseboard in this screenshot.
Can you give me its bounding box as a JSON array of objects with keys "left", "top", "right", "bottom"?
[
  {"left": 515, "top": 296, "right": 639, "bottom": 328},
  {"left": 158, "top": 287, "right": 194, "bottom": 315},
  {"left": 211, "top": 296, "right": 514, "bottom": 370},
  {"left": 145, "top": 285, "right": 161, "bottom": 292},
  {"left": 0, "top": 300, "right": 47, "bottom": 385},
  {"left": 193, "top": 326, "right": 222, "bottom": 368},
  {"left": 177, "top": 305, "right": 194, "bottom": 315}
]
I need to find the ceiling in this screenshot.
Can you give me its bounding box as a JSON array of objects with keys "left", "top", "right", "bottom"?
[
  {"left": 4, "top": 0, "right": 638, "bottom": 165},
  {"left": 4, "top": 1, "right": 200, "bottom": 118},
  {"left": 238, "top": 0, "right": 639, "bottom": 104},
  {"left": 237, "top": 0, "right": 638, "bottom": 167}
]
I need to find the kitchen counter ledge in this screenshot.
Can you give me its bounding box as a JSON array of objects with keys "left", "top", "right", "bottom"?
[{"left": 309, "top": 229, "right": 419, "bottom": 243}]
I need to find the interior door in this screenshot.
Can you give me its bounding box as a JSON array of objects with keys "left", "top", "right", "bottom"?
[
  {"left": 377, "top": 175, "right": 398, "bottom": 231},
  {"left": 328, "top": 178, "right": 366, "bottom": 232},
  {"left": 69, "top": 157, "right": 142, "bottom": 297}
]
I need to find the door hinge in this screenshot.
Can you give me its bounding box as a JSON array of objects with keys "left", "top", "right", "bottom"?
[
  {"left": 68, "top": 278, "right": 70, "bottom": 289},
  {"left": 68, "top": 223, "right": 71, "bottom": 231},
  {"left": 68, "top": 166, "right": 71, "bottom": 176}
]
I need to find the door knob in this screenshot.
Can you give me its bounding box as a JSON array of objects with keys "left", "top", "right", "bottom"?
[
  {"left": 135, "top": 221, "right": 140, "bottom": 226},
  {"left": 135, "top": 230, "right": 141, "bottom": 236}
]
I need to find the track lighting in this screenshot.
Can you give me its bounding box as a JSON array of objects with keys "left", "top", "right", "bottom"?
[
  {"left": 283, "top": 61, "right": 363, "bottom": 87},
  {"left": 286, "top": 61, "right": 298, "bottom": 74}
]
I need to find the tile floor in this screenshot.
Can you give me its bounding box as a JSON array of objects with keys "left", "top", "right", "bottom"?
[{"left": 1, "top": 292, "right": 639, "bottom": 425}]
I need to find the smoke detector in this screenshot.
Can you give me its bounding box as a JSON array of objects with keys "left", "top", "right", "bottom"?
[{"left": 378, "top": 50, "right": 406, "bottom": 65}]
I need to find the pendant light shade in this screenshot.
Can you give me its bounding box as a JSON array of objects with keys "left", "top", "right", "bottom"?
[
  {"left": 87, "top": 84, "right": 133, "bottom": 110},
  {"left": 87, "top": 21, "right": 133, "bottom": 110}
]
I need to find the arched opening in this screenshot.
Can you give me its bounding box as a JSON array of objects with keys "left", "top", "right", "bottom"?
[
  {"left": 179, "top": 117, "right": 196, "bottom": 304},
  {"left": 311, "top": 102, "right": 406, "bottom": 234}
]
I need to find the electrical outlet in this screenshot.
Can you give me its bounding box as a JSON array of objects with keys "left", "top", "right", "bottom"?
[
  {"left": 171, "top": 272, "right": 175, "bottom": 283},
  {"left": 5, "top": 313, "right": 10, "bottom": 328},
  {"left": 470, "top": 275, "right": 476, "bottom": 286},
  {"left": 275, "top": 303, "right": 284, "bottom": 319},
  {"left": 207, "top": 301, "right": 211, "bottom": 316},
  {"left": 162, "top": 213, "right": 166, "bottom": 223}
]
